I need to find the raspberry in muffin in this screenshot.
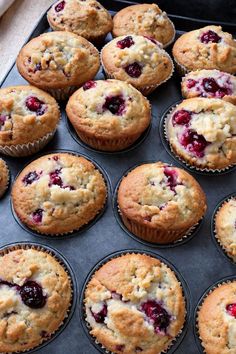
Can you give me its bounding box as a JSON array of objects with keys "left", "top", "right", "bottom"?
[
  {"left": 0, "top": 245, "right": 72, "bottom": 352},
  {"left": 117, "top": 162, "right": 206, "bottom": 244},
  {"left": 84, "top": 253, "right": 186, "bottom": 354},
  {"left": 166, "top": 98, "right": 236, "bottom": 170},
  {"left": 16, "top": 31, "right": 100, "bottom": 100},
  {"left": 11, "top": 152, "right": 107, "bottom": 235},
  {"left": 47, "top": 0, "right": 112, "bottom": 45},
  {"left": 113, "top": 4, "right": 175, "bottom": 48},
  {"left": 197, "top": 280, "right": 236, "bottom": 354},
  {"left": 66, "top": 79, "right": 151, "bottom": 151},
  {"left": 101, "top": 35, "right": 173, "bottom": 95},
  {"left": 0, "top": 158, "right": 9, "bottom": 198},
  {"left": 182, "top": 69, "right": 236, "bottom": 105},
  {"left": 0, "top": 85, "right": 60, "bottom": 157},
  {"left": 215, "top": 197, "right": 236, "bottom": 262},
  {"left": 173, "top": 26, "right": 236, "bottom": 75}
]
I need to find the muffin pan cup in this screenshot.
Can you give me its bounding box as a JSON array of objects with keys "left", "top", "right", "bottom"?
[
  {"left": 10, "top": 149, "right": 112, "bottom": 239},
  {"left": 211, "top": 193, "right": 236, "bottom": 265},
  {"left": 113, "top": 161, "right": 204, "bottom": 248},
  {"left": 159, "top": 101, "right": 236, "bottom": 175},
  {"left": 194, "top": 275, "right": 236, "bottom": 354},
  {"left": 0, "top": 241, "right": 77, "bottom": 354},
  {"left": 80, "top": 249, "right": 191, "bottom": 354}
]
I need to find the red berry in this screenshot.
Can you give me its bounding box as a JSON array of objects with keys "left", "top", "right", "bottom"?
[
  {"left": 200, "top": 30, "right": 221, "bottom": 44},
  {"left": 226, "top": 303, "right": 236, "bottom": 317},
  {"left": 172, "top": 109, "right": 192, "bottom": 126},
  {"left": 55, "top": 0, "right": 65, "bottom": 12},
  {"left": 117, "top": 36, "right": 134, "bottom": 49},
  {"left": 125, "top": 62, "right": 142, "bottom": 78}
]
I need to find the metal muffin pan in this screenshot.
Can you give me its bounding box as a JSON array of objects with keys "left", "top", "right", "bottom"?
[{"left": 1, "top": 1, "right": 236, "bottom": 353}]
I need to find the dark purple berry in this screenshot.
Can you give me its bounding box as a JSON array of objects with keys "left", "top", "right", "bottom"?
[
  {"left": 91, "top": 304, "right": 107, "bottom": 323},
  {"left": 141, "top": 300, "right": 170, "bottom": 333},
  {"left": 32, "top": 209, "right": 43, "bottom": 224},
  {"left": 186, "top": 79, "right": 197, "bottom": 88},
  {"left": 83, "top": 81, "right": 96, "bottom": 91},
  {"left": 49, "top": 169, "right": 62, "bottom": 187},
  {"left": 103, "top": 95, "right": 125, "bottom": 115},
  {"left": 202, "top": 78, "right": 220, "bottom": 93},
  {"left": 0, "top": 115, "right": 7, "bottom": 127},
  {"left": 200, "top": 30, "right": 221, "bottom": 44},
  {"left": 22, "top": 171, "right": 40, "bottom": 185},
  {"left": 20, "top": 280, "right": 46, "bottom": 309},
  {"left": 172, "top": 109, "right": 192, "bottom": 126},
  {"left": 117, "top": 36, "right": 134, "bottom": 49},
  {"left": 55, "top": 0, "right": 65, "bottom": 12},
  {"left": 164, "top": 167, "right": 178, "bottom": 192},
  {"left": 124, "top": 62, "right": 142, "bottom": 78},
  {"left": 25, "top": 96, "right": 46, "bottom": 116},
  {"left": 116, "top": 345, "right": 125, "bottom": 351},
  {"left": 180, "top": 129, "right": 209, "bottom": 157}
]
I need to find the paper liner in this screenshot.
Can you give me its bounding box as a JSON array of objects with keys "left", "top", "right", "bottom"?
[
  {"left": 0, "top": 130, "right": 56, "bottom": 157},
  {"left": 11, "top": 149, "right": 111, "bottom": 238},
  {"left": 173, "top": 58, "right": 189, "bottom": 76},
  {"left": 80, "top": 249, "right": 190, "bottom": 354},
  {"left": 0, "top": 158, "right": 10, "bottom": 198},
  {"left": 194, "top": 276, "right": 236, "bottom": 354},
  {"left": 0, "top": 241, "right": 77, "bottom": 354},
  {"left": 45, "top": 86, "right": 78, "bottom": 101},
  {"left": 100, "top": 42, "right": 174, "bottom": 96},
  {"left": 211, "top": 193, "right": 236, "bottom": 264},
  {"left": 161, "top": 102, "right": 236, "bottom": 174},
  {"left": 162, "top": 20, "right": 176, "bottom": 49}
]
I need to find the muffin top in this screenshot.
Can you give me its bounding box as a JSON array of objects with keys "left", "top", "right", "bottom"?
[
  {"left": 66, "top": 79, "right": 151, "bottom": 138},
  {"left": 47, "top": 0, "right": 112, "bottom": 41},
  {"left": 0, "top": 85, "right": 60, "bottom": 146},
  {"left": 117, "top": 162, "right": 206, "bottom": 232},
  {"left": 182, "top": 69, "right": 236, "bottom": 105},
  {"left": 0, "top": 247, "right": 71, "bottom": 353},
  {"left": 167, "top": 98, "right": 236, "bottom": 170},
  {"left": 85, "top": 253, "right": 186, "bottom": 354},
  {"left": 17, "top": 31, "right": 100, "bottom": 89},
  {"left": 11, "top": 153, "right": 107, "bottom": 235},
  {"left": 113, "top": 3, "right": 175, "bottom": 48},
  {"left": 198, "top": 281, "right": 236, "bottom": 354},
  {"left": 101, "top": 35, "right": 173, "bottom": 91},
  {"left": 173, "top": 26, "right": 236, "bottom": 73},
  {"left": 215, "top": 197, "right": 236, "bottom": 261},
  {"left": 0, "top": 158, "right": 9, "bottom": 197}
]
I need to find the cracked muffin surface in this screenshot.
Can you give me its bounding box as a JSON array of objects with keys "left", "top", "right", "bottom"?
[
  {"left": 167, "top": 98, "right": 236, "bottom": 170},
  {"left": 0, "top": 247, "right": 71, "bottom": 353},
  {"left": 85, "top": 253, "right": 186, "bottom": 354},
  {"left": 11, "top": 152, "right": 107, "bottom": 235}
]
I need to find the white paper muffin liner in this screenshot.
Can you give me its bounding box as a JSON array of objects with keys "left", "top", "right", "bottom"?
[
  {"left": 45, "top": 86, "right": 79, "bottom": 101},
  {"left": 163, "top": 103, "right": 236, "bottom": 173},
  {"left": 173, "top": 57, "right": 190, "bottom": 76},
  {"left": 0, "top": 241, "right": 77, "bottom": 354},
  {"left": 0, "top": 130, "right": 56, "bottom": 157},
  {"left": 81, "top": 250, "right": 190, "bottom": 354},
  {"left": 162, "top": 19, "right": 176, "bottom": 49}
]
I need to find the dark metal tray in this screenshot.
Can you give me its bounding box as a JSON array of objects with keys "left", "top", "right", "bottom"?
[{"left": 1, "top": 1, "right": 236, "bottom": 353}]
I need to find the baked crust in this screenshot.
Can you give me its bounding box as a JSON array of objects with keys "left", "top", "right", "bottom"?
[
  {"left": 85, "top": 253, "right": 186, "bottom": 354},
  {"left": 0, "top": 158, "right": 9, "bottom": 198},
  {"left": 11, "top": 152, "right": 107, "bottom": 235},
  {"left": 0, "top": 247, "right": 71, "bottom": 353},
  {"left": 16, "top": 31, "right": 100, "bottom": 90},
  {"left": 0, "top": 85, "right": 60, "bottom": 146},
  {"left": 198, "top": 281, "right": 236, "bottom": 354},
  {"left": 173, "top": 26, "right": 236, "bottom": 74},
  {"left": 47, "top": 0, "right": 112, "bottom": 42},
  {"left": 112, "top": 3, "right": 175, "bottom": 47}
]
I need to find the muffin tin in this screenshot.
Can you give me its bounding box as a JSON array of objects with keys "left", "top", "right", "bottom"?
[{"left": 1, "top": 1, "right": 236, "bottom": 353}]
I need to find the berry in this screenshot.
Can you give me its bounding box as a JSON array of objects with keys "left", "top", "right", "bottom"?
[
  {"left": 226, "top": 303, "right": 236, "bottom": 317},
  {"left": 55, "top": 0, "right": 65, "bottom": 12},
  {"left": 117, "top": 36, "right": 134, "bottom": 49},
  {"left": 125, "top": 62, "right": 142, "bottom": 78},
  {"left": 186, "top": 79, "right": 197, "bottom": 89},
  {"left": 172, "top": 109, "right": 192, "bottom": 126},
  {"left": 103, "top": 95, "right": 125, "bottom": 115},
  {"left": 20, "top": 280, "right": 46, "bottom": 309},
  {"left": 91, "top": 304, "right": 107, "bottom": 323},
  {"left": 83, "top": 81, "right": 96, "bottom": 91},
  {"left": 163, "top": 167, "right": 178, "bottom": 191},
  {"left": 141, "top": 300, "right": 170, "bottom": 333},
  {"left": 116, "top": 345, "right": 125, "bottom": 351},
  {"left": 202, "top": 78, "right": 220, "bottom": 93},
  {"left": 22, "top": 171, "right": 40, "bottom": 185},
  {"left": 25, "top": 96, "right": 46, "bottom": 116},
  {"left": 0, "top": 115, "right": 7, "bottom": 127},
  {"left": 32, "top": 209, "right": 43, "bottom": 224},
  {"left": 49, "top": 169, "right": 62, "bottom": 187},
  {"left": 180, "top": 129, "right": 208, "bottom": 158},
  {"left": 111, "top": 291, "right": 122, "bottom": 300},
  {"left": 200, "top": 30, "right": 221, "bottom": 44}
]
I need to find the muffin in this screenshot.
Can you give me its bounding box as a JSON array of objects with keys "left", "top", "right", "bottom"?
[
  {"left": 113, "top": 3, "right": 175, "bottom": 48},
  {"left": 173, "top": 25, "right": 236, "bottom": 75},
  {"left": 47, "top": 0, "right": 112, "bottom": 45},
  {"left": 0, "top": 158, "right": 9, "bottom": 197},
  {"left": 0, "top": 245, "right": 72, "bottom": 352},
  {"left": 16, "top": 31, "right": 100, "bottom": 100},
  {"left": 84, "top": 253, "right": 186, "bottom": 354},
  {"left": 66, "top": 79, "right": 151, "bottom": 151},
  {"left": 181, "top": 69, "right": 236, "bottom": 105},
  {"left": 0, "top": 85, "right": 60, "bottom": 157},
  {"left": 117, "top": 162, "right": 206, "bottom": 244},
  {"left": 197, "top": 280, "right": 236, "bottom": 354},
  {"left": 166, "top": 98, "right": 236, "bottom": 170},
  {"left": 215, "top": 197, "right": 236, "bottom": 262},
  {"left": 101, "top": 35, "right": 173, "bottom": 95},
  {"left": 11, "top": 152, "right": 107, "bottom": 235}
]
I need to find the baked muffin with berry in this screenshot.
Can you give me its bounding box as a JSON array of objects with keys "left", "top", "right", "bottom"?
[
  {"left": 173, "top": 26, "right": 236, "bottom": 75},
  {"left": 117, "top": 162, "right": 206, "bottom": 244},
  {"left": 101, "top": 35, "right": 173, "bottom": 95},
  {"left": 182, "top": 69, "right": 236, "bottom": 105},
  {"left": 66, "top": 79, "right": 151, "bottom": 151},
  {"left": 0, "top": 158, "right": 9, "bottom": 198},
  {"left": 47, "top": 0, "right": 112, "bottom": 45},
  {"left": 113, "top": 3, "right": 175, "bottom": 48},
  {"left": 17, "top": 31, "right": 100, "bottom": 100},
  {"left": 84, "top": 253, "right": 186, "bottom": 354},
  {"left": 166, "top": 98, "right": 236, "bottom": 170},
  {"left": 0, "top": 245, "right": 72, "bottom": 352},
  {"left": 215, "top": 197, "right": 236, "bottom": 262},
  {"left": 11, "top": 152, "right": 107, "bottom": 235},
  {"left": 197, "top": 280, "right": 236, "bottom": 354},
  {"left": 0, "top": 85, "right": 60, "bottom": 157}
]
